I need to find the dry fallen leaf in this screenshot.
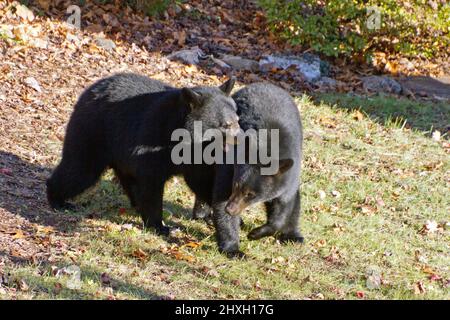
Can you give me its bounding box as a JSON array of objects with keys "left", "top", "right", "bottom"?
[
  {"left": 353, "top": 110, "right": 364, "bottom": 121},
  {"left": 24, "top": 77, "right": 42, "bottom": 93},
  {"left": 13, "top": 230, "right": 26, "bottom": 239},
  {"left": 181, "top": 241, "right": 202, "bottom": 249},
  {"left": 173, "top": 251, "right": 195, "bottom": 263},
  {"left": 319, "top": 117, "right": 337, "bottom": 128},
  {"left": 14, "top": 4, "right": 35, "bottom": 22},
  {"left": 132, "top": 248, "right": 148, "bottom": 261}
]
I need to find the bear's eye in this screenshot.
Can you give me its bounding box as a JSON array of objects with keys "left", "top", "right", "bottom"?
[{"left": 246, "top": 191, "right": 256, "bottom": 199}]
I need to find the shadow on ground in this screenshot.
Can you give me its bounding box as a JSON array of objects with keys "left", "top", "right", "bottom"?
[
  {"left": 0, "top": 250, "right": 163, "bottom": 299},
  {"left": 0, "top": 150, "right": 211, "bottom": 237}
]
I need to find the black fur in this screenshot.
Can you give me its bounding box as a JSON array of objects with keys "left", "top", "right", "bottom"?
[
  {"left": 46, "top": 73, "right": 237, "bottom": 235},
  {"left": 193, "top": 83, "right": 303, "bottom": 256}
]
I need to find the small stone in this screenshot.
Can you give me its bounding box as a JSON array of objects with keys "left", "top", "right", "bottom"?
[
  {"left": 259, "top": 53, "right": 327, "bottom": 83},
  {"left": 211, "top": 57, "right": 231, "bottom": 69},
  {"left": 220, "top": 55, "right": 259, "bottom": 72},
  {"left": 167, "top": 46, "right": 204, "bottom": 65},
  {"left": 362, "top": 76, "right": 402, "bottom": 94},
  {"left": 100, "top": 272, "right": 111, "bottom": 286},
  {"left": 95, "top": 37, "right": 116, "bottom": 51}
]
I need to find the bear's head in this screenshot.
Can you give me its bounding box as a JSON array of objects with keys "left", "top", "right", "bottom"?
[
  {"left": 182, "top": 77, "right": 240, "bottom": 143},
  {"left": 225, "top": 159, "right": 294, "bottom": 215}
]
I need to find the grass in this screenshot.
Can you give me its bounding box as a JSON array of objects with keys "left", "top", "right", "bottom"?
[{"left": 1, "top": 94, "right": 449, "bottom": 300}]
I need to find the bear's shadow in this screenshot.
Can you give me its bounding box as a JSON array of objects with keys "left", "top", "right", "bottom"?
[{"left": 0, "top": 150, "right": 212, "bottom": 238}]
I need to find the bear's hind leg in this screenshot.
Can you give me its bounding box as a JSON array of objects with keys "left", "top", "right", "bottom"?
[
  {"left": 278, "top": 190, "right": 304, "bottom": 243},
  {"left": 46, "top": 156, "right": 107, "bottom": 210},
  {"left": 134, "top": 177, "right": 169, "bottom": 236},
  {"left": 247, "top": 195, "right": 297, "bottom": 241},
  {"left": 114, "top": 170, "right": 138, "bottom": 207}
]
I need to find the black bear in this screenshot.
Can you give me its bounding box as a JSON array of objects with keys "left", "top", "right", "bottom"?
[
  {"left": 47, "top": 73, "right": 238, "bottom": 235},
  {"left": 193, "top": 83, "right": 303, "bottom": 256}
]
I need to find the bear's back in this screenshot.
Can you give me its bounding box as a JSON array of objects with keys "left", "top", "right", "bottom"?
[{"left": 76, "top": 73, "right": 174, "bottom": 109}]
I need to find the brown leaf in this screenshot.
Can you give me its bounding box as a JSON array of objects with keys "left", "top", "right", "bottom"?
[
  {"left": 132, "top": 248, "right": 148, "bottom": 261},
  {"left": 353, "top": 110, "right": 364, "bottom": 121},
  {"left": 182, "top": 241, "right": 201, "bottom": 249},
  {"left": 13, "top": 230, "right": 26, "bottom": 239},
  {"left": 319, "top": 117, "right": 337, "bottom": 129},
  {"left": 173, "top": 251, "right": 195, "bottom": 263},
  {"left": 421, "top": 266, "right": 437, "bottom": 275}
]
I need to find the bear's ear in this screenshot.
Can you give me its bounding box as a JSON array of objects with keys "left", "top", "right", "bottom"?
[
  {"left": 276, "top": 158, "right": 294, "bottom": 176},
  {"left": 182, "top": 88, "right": 203, "bottom": 110},
  {"left": 219, "top": 77, "right": 236, "bottom": 96}
]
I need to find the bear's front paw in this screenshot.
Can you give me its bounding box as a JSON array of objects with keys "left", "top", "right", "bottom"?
[
  {"left": 52, "top": 202, "right": 77, "bottom": 212},
  {"left": 248, "top": 224, "right": 276, "bottom": 240},
  {"left": 278, "top": 233, "right": 304, "bottom": 244},
  {"left": 218, "top": 242, "right": 245, "bottom": 259},
  {"left": 224, "top": 250, "right": 247, "bottom": 259},
  {"left": 153, "top": 225, "right": 171, "bottom": 236}
]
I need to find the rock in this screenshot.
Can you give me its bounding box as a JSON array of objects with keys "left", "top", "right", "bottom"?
[
  {"left": 362, "top": 76, "right": 402, "bottom": 94},
  {"left": 315, "top": 76, "right": 338, "bottom": 90},
  {"left": 365, "top": 266, "right": 382, "bottom": 290},
  {"left": 211, "top": 57, "right": 231, "bottom": 69},
  {"left": 220, "top": 55, "right": 259, "bottom": 72},
  {"left": 259, "top": 53, "right": 328, "bottom": 83},
  {"left": 167, "top": 46, "right": 204, "bottom": 65},
  {"left": 95, "top": 37, "right": 116, "bottom": 51}
]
